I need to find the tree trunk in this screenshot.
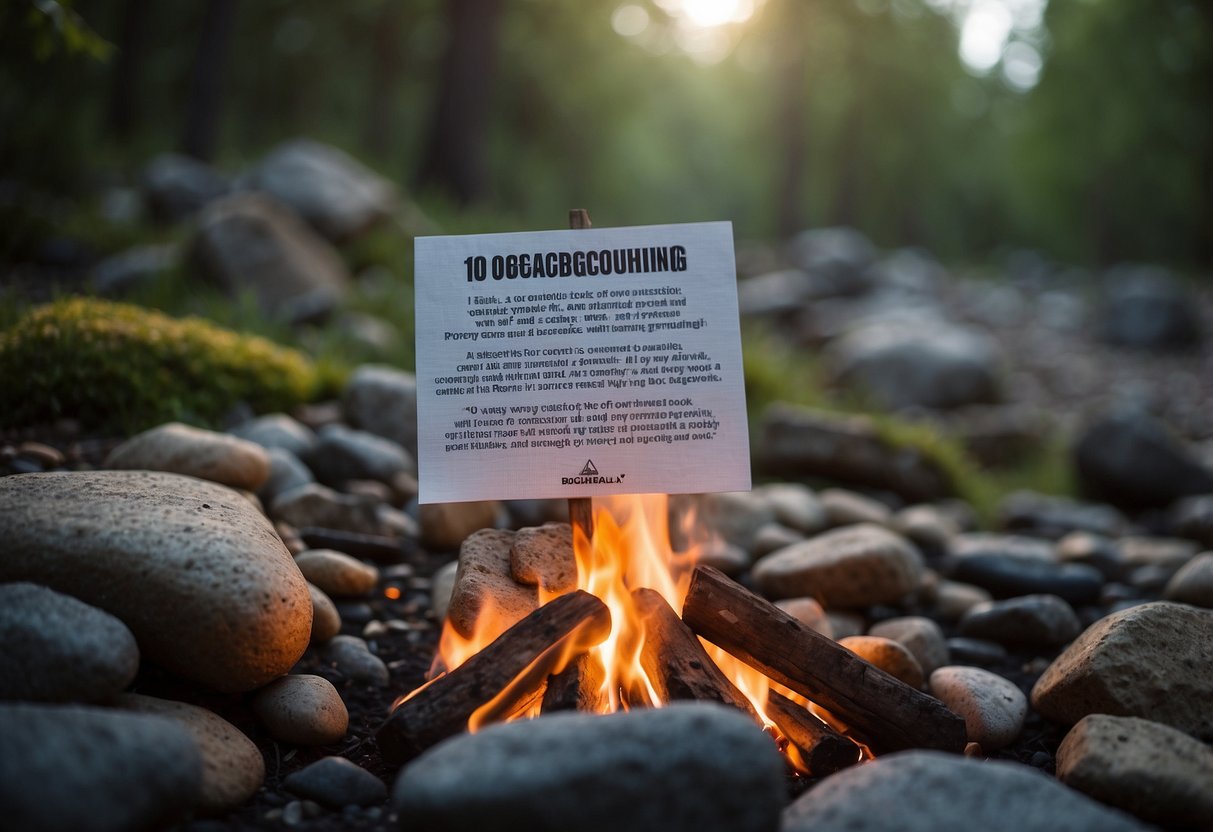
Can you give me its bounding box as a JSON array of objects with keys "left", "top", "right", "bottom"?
[
  {"left": 364, "top": 4, "right": 403, "bottom": 160},
  {"left": 108, "top": 0, "right": 149, "bottom": 140},
  {"left": 182, "top": 0, "right": 238, "bottom": 162},
  {"left": 775, "top": 0, "right": 810, "bottom": 237}
]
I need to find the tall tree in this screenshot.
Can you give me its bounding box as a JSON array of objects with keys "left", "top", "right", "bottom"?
[{"left": 182, "top": 0, "right": 238, "bottom": 161}]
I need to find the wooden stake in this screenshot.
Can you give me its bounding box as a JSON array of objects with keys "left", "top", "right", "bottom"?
[
  {"left": 681, "top": 566, "right": 967, "bottom": 755},
  {"left": 567, "top": 208, "right": 595, "bottom": 546},
  {"left": 377, "top": 590, "right": 611, "bottom": 763},
  {"left": 766, "top": 690, "right": 860, "bottom": 777}
]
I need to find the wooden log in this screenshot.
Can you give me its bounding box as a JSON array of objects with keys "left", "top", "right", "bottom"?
[
  {"left": 766, "top": 690, "right": 860, "bottom": 777},
  {"left": 681, "top": 566, "right": 967, "bottom": 754},
  {"left": 377, "top": 590, "right": 611, "bottom": 763},
  {"left": 633, "top": 588, "right": 760, "bottom": 722},
  {"left": 541, "top": 653, "right": 607, "bottom": 713}
]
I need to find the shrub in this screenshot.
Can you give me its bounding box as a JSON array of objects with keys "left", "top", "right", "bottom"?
[{"left": 0, "top": 297, "right": 322, "bottom": 433}]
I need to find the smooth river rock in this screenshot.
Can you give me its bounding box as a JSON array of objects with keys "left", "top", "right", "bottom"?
[
  {"left": 929, "top": 666, "right": 1026, "bottom": 750},
  {"left": 0, "top": 471, "right": 312, "bottom": 692},
  {"left": 293, "top": 549, "right": 379, "bottom": 597},
  {"left": 104, "top": 422, "right": 270, "bottom": 491},
  {"left": 0, "top": 702, "right": 203, "bottom": 832},
  {"left": 752, "top": 523, "right": 923, "bottom": 606},
  {"left": 1163, "top": 551, "right": 1213, "bottom": 607},
  {"left": 392, "top": 703, "right": 784, "bottom": 832},
  {"left": 252, "top": 674, "right": 349, "bottom": 746},
  {"left": 1031, "top": 601, "right": 1213, "bottom": 740},
  {"left": 957, "top": 594, "right": 1082, "bottom": 648},
  {"left": 284, "top": 756, "right": 387, "bottom": 809},
  {"left": 868, "top": 616, "right": 949, "bottom": 676},
  {"left": 839, "top": 636, "right": 924, "bottom": 688},
  {"left": 0, "top": 582, "right": 139, "bottom": 702}
]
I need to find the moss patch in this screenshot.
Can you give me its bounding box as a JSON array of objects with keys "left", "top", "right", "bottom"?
[{"left": 0, "top": 297, "right": 323, "bottom": 433}]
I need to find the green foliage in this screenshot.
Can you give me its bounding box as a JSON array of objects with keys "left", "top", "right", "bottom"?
[{"left": 0, "top": 297, "right": 323, "bottom": 433}]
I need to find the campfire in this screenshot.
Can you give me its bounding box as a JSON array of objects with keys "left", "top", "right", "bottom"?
[{"left": 378, "top": 495, "right": 966, "bottom": 770}]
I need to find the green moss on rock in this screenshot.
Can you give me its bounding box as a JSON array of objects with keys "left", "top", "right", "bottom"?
[{"left": 0, "top": 298, "right": 321, "bottom": 432}]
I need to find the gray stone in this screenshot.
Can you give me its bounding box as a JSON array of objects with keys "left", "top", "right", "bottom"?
[
  {"left": 932, "top": 580, "right": 993, "bottom": 622},
  {"left": 1032, "top": 601, "right": 1213, "bottom": 740},
  {"left": 946, "top": 637, "right": 1008, "bottom": 665},
  {"left": 308, "top": 583, "right": 342, "bottom": 643},
  {"left": 958, "top": 594, "right": 1081, "bottom": 648},
  {"left": 430, "top": 560, "right": 459, "bottom": 623},
  {"left": 105, "top": 422, "right": 270, "bottom": 491},
  {"left": 785, "top": 226, "right": 878, "bottom": 297},
  {"left": 699, "top": 490, "right": 776, "bottom": 551},
  {"left": 840, "top": 636, "right": 924, "bottom": 688},
  {"left": 142, "top": 152, "right": 229, "bottom": 221},
  {"left": 419, "top": 500, "right": 500, "bottom": 552},
  {"left": 750, "top": 523, "right": 803, "bottom": 559},
  {"left": 826, "top": 321, "right": 1002, "bottom": 410},
  {"left": 321, "top": 635, "right": 389, "bottom": 687},
  {"left": 949, "top": 552, "right": 1103, "bottom": 606},
  {"left": 1056, "top": 714, "right": 1213, "bottom": 828},
  {"left": 1099, "top": 265, "right": 1203, "bottom": 351},
  {"left": 1170, "top": 493, "right": 1213, "bottom": 547},
  {"left": 756, "top": 482, "right": 826, "bottom": 535},
  {"left": 868, "top": 616, "right": 949, "bottom": 676},
  {"left": 90, "top": 243, "right": 177, "bottom": 295},
  {"left": 893, "top": 504, "right": 959, "bottom": 556},
  {"left": 752, "top": 523, "right": 923, "bottom": 607},
  {"left": 272, "top": 483, "right": 411, "bottom": 538},
  {"left": 781, "top": 750, "right": 1146, "bottom": 832},
  {"left": 114, "top": 694, "right": 263, "bottom": 815},
  {"left": 736, "top": 268, "right": 814, "bottom": 317},
  {"left": 0, "top": 582, "right": 139, "bottom": 702},
  {"left": 252, "top": 674, "right": 348, "bottom": 746},
  {"left": 949, "top": 532, "right": 1055, "bottom": 561},
  {"left": 342, "top": 365, "right": 418, "bottom": 454},
  {"left": 259, "top": 448, "right": 315, "bottom": 505},
  {"left": 303, "top": 424, "right": 415, "bottom": 487},
  {"left": 446, "top": 529, "right": 536, "bottom": 638},
  {"left": 999, "top": 490, "right": 1127, "bottom": 539},
  {"left": 0, "top": 702, "right": 202, "bottom": 832},
  {"left": 1118, "top": 535, "right": 1198, "bottom": 573},
  {"left": 393, "top": 703, "right": 784, "bottom": 832},
  {"left": 1055, "top": 532, "right": 1126, "bottom": 580},
  {"left": 190, "top": 192, "right": 350, "bottom": 324},
  {"left": 294, "top": 549, "right": 378, "bottom": 597},
  {"left": 825, "top": 611, "right": 865, "bottom": 640},
  {"left": 510, "top": 522, "right": 576, "bottom": 595},
  {"left": 247, "top": 139, "right": 396, "bottom": 241},
  {"left": 929, "top": 666, "right": 1026, "bottom": 750},
  {"left": 1073, "top": 408, "right": 1213, "bottom": 509},
  {"left": 0, "top": 472, "right": 312, "bottom": 692},
  {"left": 755, "top": 404, "right": 954, "bottom": 503},
  {"left": 1164, "top": 551, "right": 1213, "bottom": 607},
  {"left": 820, "top": 487, "right": 892, "bottom": 528},
  {"left": 229, "top": 413, "right": 316, "bottom": 457},
  {"left": 284, "top": 756, "right": 387, "bottom": 809}
]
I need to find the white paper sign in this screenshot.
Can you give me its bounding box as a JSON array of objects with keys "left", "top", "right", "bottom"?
[{"left": 414, "top": 221, "right": 750, "bottom": 503}]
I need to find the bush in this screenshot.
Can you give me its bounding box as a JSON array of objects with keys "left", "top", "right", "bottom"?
[{"left": 0, "top": 297, "right": 323, "bottom": 433}]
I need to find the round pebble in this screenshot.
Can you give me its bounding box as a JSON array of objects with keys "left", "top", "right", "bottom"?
[
  {"left": 1163, "top": 552, "right": 1213, "bottom": 608},
  {"left": 294, "top": 549, "right": 379, "bottom": 597},
  {"left": 775, "top": 597, "right": 833, "bottom": 638},
  {"left": 308, "top": 583, "right": 342, "bottom": 643},
  {"left": 322, "top": 635, "right": 389, "bottom": 687},
  {"left": 283, "top": 756, "right": 387, "bottom": 809},
  {"left": 868, "top": 616, "right": 948, "bottom": 675},
  {"left": 929, "top": 666, "right": 1027, "bottom": 750},
  {"left": 252, "top": 674, "right": 349, "bottom": 745},
  {"left": 958, "top": 594, "right": 1081, "bottom": 648},
  {"left": 840, "top": 636, "right": 924, "bottom": 688}
]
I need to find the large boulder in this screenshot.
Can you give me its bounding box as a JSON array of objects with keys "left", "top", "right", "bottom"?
[
  {"left": 1098, "top": 265, "right": 1203, "bottom": 351},
  {"left": 141, "top": 153, "right": 229, "bottom": 222},
  {"left": 784, "top": 226, "right": 878, "bottom": 298},
  {"left": 342, "top": 364, "right": 419, "bottom": 454},
  {"left": 190, "top": 192, "right": 350, "bottom": 324},
  {"left": 0, "top": 471, "right": 312, "bottom": 692}
]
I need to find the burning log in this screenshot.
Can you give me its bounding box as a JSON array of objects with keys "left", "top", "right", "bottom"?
[
  {"left": 765, "top": 690, "right": 860, "bottom": 777},
  {"left": 681, "top": 566, "right": 967, "bottom": 755},
  {"left": 377, "top": 590, "right": 611, "bottom": 763},
  {"left": 633, "top": 588, "right": 760, "bottom": 722},
  {"left": 541, "top": 654, "right": 608, "bottom": 713}
]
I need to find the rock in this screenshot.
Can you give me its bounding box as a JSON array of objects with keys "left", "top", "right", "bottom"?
[
  {"left": 752, "top": 523, "right": 923, "bottom": 606},
  {"left": 755, "top": 404, "right": 953, "bottom": 503},
  {"left": 446, "top": 529, "right": 536, "bottom": 639},
  {"left": 1073, "top": 408, "right": 1213, "bottom": 509},
  {"left": 932, "top": 580, "right": 993, "bottom": 622},
  {"left": 302, "top": 424, "right": 415, "bottom": 486},
  {"left": 252, "top": 674, "right": 348, "bottom": 746},
  {"left": 736, "top": 269, "right": 813, "bottom": 317},
  {"left": 949, "top": 553, "right": 1103, "bottom": 606},
  {"left": 272, "top": 483, "right": 412, "bottom": 538},
  {"left": 430, "top": 560, "right": 459, "bottom": 622},
  {"left": 827, "top": 321, "right": 1002, "bottom": 411},
  {"left": 141, "top": 152, "right": 229, "bottom": 221},
  {"left": 392, "top": 703, "right": 784, "bottom": 832},
  {"left": 259, "top": 448, "right": 315, "bottom": 505},
  {"left": 774, "top": 597, "right": 833, "bottom": 637},
  {"left": 929, "top": 667, "right": 1026, "bottom": 750},
  {"left": 868, "top": 616, "right": 948, "bottom": 676},
  {"left": 750, "top": 524, "right": 803, "bottom": 559},
  {"left": 114, "top": 694, "right": 263, "bottom": 815},
  {"left": 0, "top": 702, "right": 202, "bottom": 832},
  {"left": 510, "top": 523, "right": 576, "bottom": 596},
  {"left": 229, "top": 413, "right": 316, "bottom": 457},
  {"left": 284, "top": 757, "right": 387, "bottom": 809},
  {"left": 893, "top": 504, "right": 958, "bottom": 557},
  {"left": 90, "top": 243, "right": 177, "bottom": 295},
  {"left": 321, "top": 635, "right": 389, "bottom": 687},
  {"left": 104, "top": 422, "right": 270, "bottom": 491},
  {"left": 190, "top": 192, "right": 350, "bottom": 324},
  {"left": 1170, "top": 493, "right": 1213, "bottom": 547},
  {"left": 958, "top": 594, "right": 1081, "bottom": 648},
  {"left": 419, "top": 500, "right": 500, "bottom": 552},
  {"left": 999, "top": 490, "right": 1127, "bottom": 539},
  {"left": 0, "top": 582, "right": 139, "bottom": 702},
  {"left": 785, "top": 226, "right": 878, "bottom": 297},
  {"left": 781, "top": 750, "right": 1146, "bottom": 832},
  {"left": 819, "top": 487, "right": 892, "bottom": 528},
  {"left": 946, "top": 637, "right": 1008, "bottom": 665},
  {"left": 1032, "top": 601, "right": 1213, "bottom": 740},
  {"left": 949, "top": 532, "right": 1054, "bottom": 561},
  {"left": 825, "top": 611, "right": 865, "bottom": 639},
  {"left": 0, "top": 471, "right": 312, "bottom": 692},
  {"left": 756, "top": 482, "right": 826, "bottom": 535},
  {"left": 698, "top": 491, "right": 775, "bottom": 551},
  {"left": 1118, "top": 535, "right": 1198, "bottom": 573},
  {"left": 1164, "top": 551, "right": 1213, "bottom": 607},
  {"left": 293, "top": 549, "right": 378, "bottom": 597},
  {"left": 1056, "top": 714, "right": 1213, "bottom": 828},
  {"left": 247, "top": 139, "right": 396, "bottom": 241},
  {"left": 1099, "top": 265, "right": 1203, "bottom": 350},
  {"left": 839, "top": 636, "right": 924, "bottom": 688},
  {"left": 308, "top": 583, "right": 342, "bottom": 643},
  {"left": 342, "top": 365, "right": 418, "bottom": 454},
  {"left": 1055, "top": 531, "right": 1126, "bottom": 580}
]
